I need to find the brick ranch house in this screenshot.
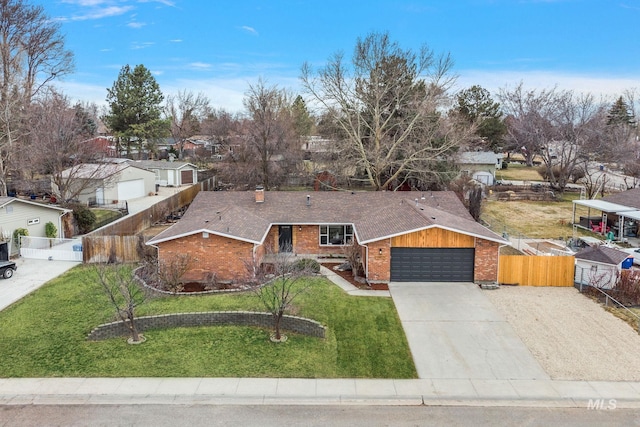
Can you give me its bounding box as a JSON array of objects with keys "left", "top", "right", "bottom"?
[{"left": 146, "top": 188, "right": 509, "bottom": 283}]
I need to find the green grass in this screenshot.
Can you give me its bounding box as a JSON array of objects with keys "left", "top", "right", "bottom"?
[
  {"left": 0, "top": 266, "right": 416, "bottom": 378},
  {"left": 91, "top": 209, "right": 121, "bottom": 223}
]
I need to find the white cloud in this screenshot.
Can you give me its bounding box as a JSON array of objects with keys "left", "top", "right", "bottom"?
[
  {"left": 127, "top": 21, "right": 146, "bottom": 29},
  {"left": 60, "top": 5, "right": 134, "bottom": 21},
  {"left": 53, "top": 80, "right": 109, "bottom": 107},
  {"left": 169, "top": 39, "right": 183, "bottom": 43},
  {"left": 138, "top": 0, "right": 176, "bottom": 6},
  {"left": 130, "top": 41, "right": 155, "bottom": 50},
  {"left": 188, "top": 62, "right": 212, "bottom": 70},
  {"left": 240, "top": 26, "right": 259, "bottom": 36},
  {"left": 61, "top": 0, "right": 110, "bottom": 6},
  {"left": 454, "top": 69, "right": 640, "bottom": 99}
]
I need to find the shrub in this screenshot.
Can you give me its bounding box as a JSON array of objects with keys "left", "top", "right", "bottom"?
[
  {"left": 616, "top": 269, "right": 640, "bottom": 305},
  {"left": 13, "top": 228, "right": 28, "bottom": 246},
  {"left": 71, "top": 204, "right": 96, "bottom": 234},
  {"left": 292, "top": 258, "right": 320, "bottom": 274},
  {"left": 45, "top": 221, "right": 57, "bottom": 239}
]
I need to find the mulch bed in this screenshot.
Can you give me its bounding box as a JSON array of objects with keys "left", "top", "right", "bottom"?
[{"left": 321, "top": 263, "right": 388, "bottom": 291}]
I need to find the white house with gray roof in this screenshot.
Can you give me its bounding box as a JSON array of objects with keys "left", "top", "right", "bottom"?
[
  {"left": 131, "top": 160, "right": 198, "bottom": 187},
  {"left": 457, "top": 151, "right": 504, "bottom": 185}
]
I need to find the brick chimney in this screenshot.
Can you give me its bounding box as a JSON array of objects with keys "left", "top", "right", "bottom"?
[{"left": 255, "top": 185, "right": 265, "bottom": 203}]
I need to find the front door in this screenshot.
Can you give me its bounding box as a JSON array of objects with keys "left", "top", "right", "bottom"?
[{"left": 278, "top": 225, "right": 293, "bottom": 252}]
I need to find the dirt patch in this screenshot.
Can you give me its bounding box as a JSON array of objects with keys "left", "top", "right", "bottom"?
[{"left": 484, "top": 286, "right": 640, "bottom": 381}]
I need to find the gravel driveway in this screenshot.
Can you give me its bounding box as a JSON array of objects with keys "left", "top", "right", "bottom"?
[{"left": 484, "top": 286, "right": 640, "bottom": 381}]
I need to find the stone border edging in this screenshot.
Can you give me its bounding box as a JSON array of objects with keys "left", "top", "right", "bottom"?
[{"left": 87, "top": 311, "right": 326, "bottom": 341}]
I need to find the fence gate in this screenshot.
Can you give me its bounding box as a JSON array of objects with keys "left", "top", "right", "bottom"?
[{"left": 19, "top": 236, "right": 83, "bottom": 262}]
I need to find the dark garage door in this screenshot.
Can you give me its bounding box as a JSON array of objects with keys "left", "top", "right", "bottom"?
[
  {"left": 390, "top": 248, "right": 475, "bottom": 282},
  {"left": 181, "top": 170, "right": 194, "bottom": 184}
]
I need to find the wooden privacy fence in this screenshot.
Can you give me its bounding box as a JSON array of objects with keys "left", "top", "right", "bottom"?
[
  {"left": 82, "top": 235, "right": 143, "bottom": 263},
  {"left": 83, "top": 181, "right": 204, "bottom": 263},
  {"left": 498, "top": 255, "right": 575, "bottom": 287}
]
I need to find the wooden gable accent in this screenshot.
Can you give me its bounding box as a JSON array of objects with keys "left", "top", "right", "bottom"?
[{"left": 391, "top": 227, "right": 474, "bottom": 248}]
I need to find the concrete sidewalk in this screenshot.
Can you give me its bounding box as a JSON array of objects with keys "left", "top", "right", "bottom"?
[{"left": 0, "top": 377, "right": 638, "bottom": 408}]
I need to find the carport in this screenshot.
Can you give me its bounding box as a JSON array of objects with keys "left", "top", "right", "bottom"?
[{"left": 572, "top": 199, "right": 638, "bottom": 240}]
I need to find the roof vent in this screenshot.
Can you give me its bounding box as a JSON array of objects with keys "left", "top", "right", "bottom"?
[{"left": 306, "top": 195, "right": 311, "bottom": 206}]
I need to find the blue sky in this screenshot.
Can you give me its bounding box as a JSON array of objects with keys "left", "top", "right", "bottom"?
[{"left": 41, "top": 0, "right": 640, "bottom": 112}]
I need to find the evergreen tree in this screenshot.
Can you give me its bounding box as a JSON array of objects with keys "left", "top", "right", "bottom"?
[
  {"left": 291, "top": 95, "right": 314, "bottom": 139},
  {"left": 455, "top": 85, "right": 506, "bottom": 151},
  {"left": 103, "top": 64, "right": 169, "bottom": 158},
  {"left": 607, "top": 96, "right": 635, "bottom": 126}
]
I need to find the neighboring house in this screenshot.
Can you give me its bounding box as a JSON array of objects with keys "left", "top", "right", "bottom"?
[
  {"left": 457, "top": 151, "right": 504, "bottom": 186},
  {"left": 84, "top": 136, "right": 117, "bottom": 158},
  {"left": 131, "top": 160, "right": 198, "bottom": 187},
  {"left": 147, "top": 189, "right": 508, "bottom": 284},
  {"left": 574, "top": 245, "right": 633, "bottom": 289},
  {"left": 0, "top": 197, "right": 71, "bottom": 253},
  {"left": 58, "top": 163, "right": 156, "bottom": 205}
]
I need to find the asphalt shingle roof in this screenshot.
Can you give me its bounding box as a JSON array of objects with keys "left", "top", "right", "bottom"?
[
  {"left": 147, "top": 191, "right": 507, "bottom": 245},
  {"left": 601, "top": 187, "right": 640, "bottom": 210},
  {"left": 131, "top": 160, "right": 196, "bottom": 170},
  {"left": 574, "top": 245, "right": 630, "bottom": 266}
]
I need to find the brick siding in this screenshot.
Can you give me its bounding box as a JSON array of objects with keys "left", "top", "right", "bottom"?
[
  {"left": 87, "top": 312, "right": 326, "bottom": 340},
  {"left": 366, "top": 239, "right": 391, "bottom": 282},
  {"left": 474, "top": 239, "right": 500, "bottom": 282},
  {"left": 157, "top": 233, "right": 253, "bottom": 282}
]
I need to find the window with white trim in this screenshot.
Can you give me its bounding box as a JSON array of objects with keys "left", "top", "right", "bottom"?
[{"left": 320, "top": 224, "right": 353, "bottom": 246}]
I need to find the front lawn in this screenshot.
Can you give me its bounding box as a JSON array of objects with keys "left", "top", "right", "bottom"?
[{"left": 0, "top": 265, "right": 416, "bottom": 378}]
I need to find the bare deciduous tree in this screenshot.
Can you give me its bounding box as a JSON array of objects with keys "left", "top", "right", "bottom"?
[
  {"left": 24, "top": 89, "right": 103, "bottom": 203},
  {"left": 219, "top": 79, "right": 299, "bottom": 190},
  {"left": 0, "top": 0, "right": 74, "bottom": 196},
  {"left": 165, "top": 90, "right": 210, "bottom": 159},
  {"left": 342, "top": 241, "right": 364, "bottom": 278},
  {"left": 500, "top": 84, "right": 606, "bottom": 192},
  {"left": 93, "top": 264, "right": 148, "bottom": 343},
  {"left": 301, "top": 31, "right": 471, "bottom": 190},
  {"left": 245, "top": 249, "right": 318, "bottom": 342},
  {"left": 155, "top": 253, "right": 193, "bottom": 293}
]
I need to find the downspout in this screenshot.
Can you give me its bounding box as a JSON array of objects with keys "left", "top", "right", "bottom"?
[{"left": 58, "top": 211, "right": 66, "bottom": 239}]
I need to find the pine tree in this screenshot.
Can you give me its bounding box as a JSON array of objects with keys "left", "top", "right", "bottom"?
[
  {"left": 103, "top": 64, "right": 169, "bottom": 158},
  {"left": 607, "top": 96, "right": 635, "bottom": 126}
]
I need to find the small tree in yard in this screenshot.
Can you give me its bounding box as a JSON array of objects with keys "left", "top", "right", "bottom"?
[
  {"left": 93, "top": 263, "right": 148, "bottom": 343},
  {"left": 342, "top": 241, "right": 364, "bottom": 278},
  {"left": 247, "top": 248, "right": 319, "bottom": 342},
  {"left": 155, "top": 254, "right": 193, "bottom": 294}
]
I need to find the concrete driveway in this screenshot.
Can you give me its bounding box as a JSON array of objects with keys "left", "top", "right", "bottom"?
[
  {"left": 0, "top": 258, "right": 80, "bottom": 311},
  {"left": 389, "top": 282, "right": 549, "bottom": 380}
]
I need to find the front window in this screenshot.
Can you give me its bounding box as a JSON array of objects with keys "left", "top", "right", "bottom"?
[{"left": 320, "top": 224, "right": 353, "bottom": 246}]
